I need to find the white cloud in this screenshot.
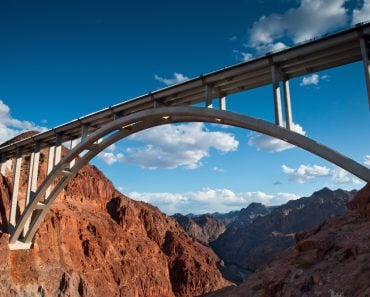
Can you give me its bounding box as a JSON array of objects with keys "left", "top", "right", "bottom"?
[
  {"left": 300, "top": 74, "right": 320, "bottom": 86},
  {"left": 213, "top": 166, "right": 224, "bottom": 172},
  {"left": 129, "top": 188, "right": 300, "bottom": 215},
  {"left": 248, "top": 122, "right": 306, "bottom": 152},
  {"left": 0, "top": 100, "right": 47, "bottom": 144},
  {"left": 300, "top": 73, "right": 330, "bottom": 86},
  {"left": 154, "top": 72, "right": 189, "bottom": 86},
  {"left": 98, "top": 152, "right": 124, "bottom": 165},
  {"left": 241, "top": 52, "right": 254, "bottom": 61},
  {"left": 282, "top": 164, "right": 363, "bottom": 185},
  {"left": 282, "top": 164, "right": 331, "bottom": 183},
  {"left": 98, "top": 123, "right": 238, "bottom": 169},
  {"left": 247, "top": 0, "right": 348, "bottom": 54},
  {"left": 331, "top": 167, "right": 361, "bottom": 185},
  {"left": 364, "top": 155, "right": 370, "bottom": 166},
  {"left": 353, "top": 0, "right": 370, "bottom": 24}
]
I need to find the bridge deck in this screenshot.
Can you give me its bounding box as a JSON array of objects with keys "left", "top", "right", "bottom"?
[{"left": 1, "top": 23, "right": 370, "bottom": 156}]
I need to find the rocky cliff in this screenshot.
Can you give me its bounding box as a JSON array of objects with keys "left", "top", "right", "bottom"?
[
  {"left": 206, "top": 183, "right": 370, "bottom": 297},
  {"left": 211, "top": 188, "right": 355, "bottom": 284},
  {"left": 171, "top": 213, "right": 226, "bottom": 245},
  {"left": 0, "top": 134, "right": 228, "bottom": 297}
]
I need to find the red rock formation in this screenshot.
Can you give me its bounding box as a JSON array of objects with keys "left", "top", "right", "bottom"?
[
  {"left": 205, "top": 183, "right": 370, "bottom": 297},
  {"left": 0, "top": 134, "right": 228, "bottom": 297}
]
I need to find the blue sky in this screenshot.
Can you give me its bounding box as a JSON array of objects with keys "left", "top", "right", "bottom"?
[{"left": 0, "top": 0, "right": 369, "bottom": 214}]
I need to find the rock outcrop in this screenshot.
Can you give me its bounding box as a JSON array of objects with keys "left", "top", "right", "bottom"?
[
  {"left": 171, "top": 213, "right": 226, "bottom": 245},
  {"left": 206, "top": 183, "right": 370, "bottom": 297},
  {"left": 0, "top": 134, "right": 228, "bottom": 297},
  {"left": 211, "top": 188, "right": 355, "bottom": 284}
]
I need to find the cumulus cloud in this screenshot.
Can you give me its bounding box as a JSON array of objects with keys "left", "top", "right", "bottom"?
[
  {"left": 282, "top": 164, "right": 362, "bottom": 185},
  {"left": 0, "top": 100, "right": 47, "bottom": 144},
  {"left": 247, "top": 0, "right": 348, "bottom": 54},
  {"left": 331, "top": 167, "right": 361, "bottom": 185},
  {"left": 364, "top": 155, "right": 370, "bottom": 166},
  {"left": 282, "top": 164, "right": 331, "bottom": 183},
  {"left": 300, "top": 73, "right": 330, "bottom": 86},
  {"left": 154, "top": 72, "right": 189, "bottom": 86},
  {"left": 248, "top": 122, "right": 306, "bottom": 152},
  {"left": 353, "top": 0, "right": 370, "bottom": 24},
  {"left": 98, "top": 123, "right": 238, "bottom": 169},
  {"left": 129, "top": 188, "right": 300, "bottom": 215}
]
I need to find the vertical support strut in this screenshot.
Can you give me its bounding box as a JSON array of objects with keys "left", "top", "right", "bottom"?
[
  {"left": 69, "top": 138, "right": 79, "bottom": 168},
  {"left": 9, "top": 147, "right": 22, "bottom": 234},
  {"left": 219, "top": 96, "right": 226, "bottom": 111},
  {"left": 45, "top": 145, "right": 55, "bottom": 200},
  {"left": 0, "top": 154, "right": 6, "bottom": 176},
  {"left": 283, "top": 79, "right": 293, "bottom": 130},
  {"left": 360, "top": 37, "right": 370, "bottom": 108},
  {"left": 54, "top": 133, "right": 63, "bottom": 166},
  {"left": 205, "top": 85, "right": 213, "bottom": 108},
  {"left": 272, "top": 65, "right": 283, "bottom": 126},
  {"left": 23, "top": 142, "right": 41, "bottom": 237},
  {"left": 81, "top": 124, "right": 89, "bottom": 141}
]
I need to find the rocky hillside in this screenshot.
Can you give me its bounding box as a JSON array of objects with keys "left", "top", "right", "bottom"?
[
  {"left": 206, "top": 183, "right": 370, "bottom": 297},
  {"left": 0, "top": 134, "right": 229, "bottom": 297},
  {"left": 211, "top": 188, "right": 356, "bottom": 284},
  {"left": 172, "top": 213, "right": 226, "bottom": 245}
]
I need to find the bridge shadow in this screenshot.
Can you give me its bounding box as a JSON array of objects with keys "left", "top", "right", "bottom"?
[{"left": 0, "top": 175, "right": 10, "bottom": 235}]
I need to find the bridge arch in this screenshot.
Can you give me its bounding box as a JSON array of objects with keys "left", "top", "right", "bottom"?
[{"left": 9, "top": 106, "right": 370, "bottom": 248}]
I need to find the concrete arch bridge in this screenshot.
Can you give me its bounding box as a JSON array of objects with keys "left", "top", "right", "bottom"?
[{"left": 1, "top": 23, "right": 370, "bottom": 250}]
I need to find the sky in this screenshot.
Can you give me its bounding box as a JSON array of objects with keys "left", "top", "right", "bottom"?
[{"left": 0, "top": 0, "right": 369, "bottom": 215}]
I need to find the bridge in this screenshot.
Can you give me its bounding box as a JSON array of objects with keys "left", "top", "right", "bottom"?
[{"left": 1, "top": 23, "right": 370, "bottom": 250}]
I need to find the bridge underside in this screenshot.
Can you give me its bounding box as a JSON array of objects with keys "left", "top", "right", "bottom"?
[{"left": 3, "top": 106, "right": 370, "bottom": 250}]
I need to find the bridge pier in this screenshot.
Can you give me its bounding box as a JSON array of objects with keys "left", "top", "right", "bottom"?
[
  {"left": 219, "top": 96, "right": 226, "bottom": 111},
  {"left": 1, "top": 154, "right": 7, "bottom": 176},
  {"left": 23, "top": 142, "right": 40, "bottom": 237},
  {"left": 283, "top": 79, "right": 293, "bottom": 130},
  {"left": 360, "top": 37, "right": 370, "bottom": 108},
  {"left": 9, "top": 147, "right": 22, "bottom": 235},
  {"left": 272, "top": 65, "right": 283, "bottom": 126},
  {"left": 205, "top": 85, "right": 213, "bottom": 108},
  {"left": 45, "top": 145, "right": 55, "bottom": 200}
]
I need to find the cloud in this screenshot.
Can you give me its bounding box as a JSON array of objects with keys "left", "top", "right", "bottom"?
[
  {"left": 300, "top": 73, "right": 330, "bottom": 86},
  {"left": 241, "top": 52, "right": 254, "bottom": 61},
  {"left": 331, "top": 167, "right": 361, "bottom": 185},
  {"left": 352, "top": 0, "right": 370, "bottom": 24},
  {"left": 247, "top": 0, "right": 348, "bottom": 54},
  {"left": 129, "top": 188, "right": 300, "bottom": 215},
  {"left": 282, "top": 164, "right": 362, "bottom": 185},
  {"left": 282, "top": 164, "right": 331, "bottom": 183},
  {"left": 154, "top": 72, "right": 189, "bottom": 86},
  {"left": 364, "top": 155, "right": 370, "bottom": 166},
  {"left": 248, "top": 122, "right": 306, "bottom": 152},
  {"left": 98, "top": 123, "right": 239, "bottom": 169},
  {"left": 213, "top": 166, "right": 224, "bottom": 172},
  {"left": 0, "top": 100, "right": 47, "bottom": 144}
]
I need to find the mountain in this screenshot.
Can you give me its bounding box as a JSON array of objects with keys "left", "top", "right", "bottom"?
[
  {"left": 211, "top": 187, "right": 356, "bottom": 284},
  {"left": 205, "top": 183, "right": 370, "bottom": 297},
  {"left": 0, "top": 133, "right": 229, "bottom": 297},
  {"left": 171, "top": 213, "right": 226, "bottom": 245},
  {"left": 173, "top": 203, "right": 274, "bottom": 245}
]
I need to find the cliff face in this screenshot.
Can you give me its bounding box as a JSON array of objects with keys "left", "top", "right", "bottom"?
[
  {"left": 211, "top": 188, "right": 355, "bottom": 283},
  {"left": 0, "top": 136, "right": 228, "bottom": 297},
  {"left": 171, "top": 213, "right": 226, "bottom": 245},
  {"left": 206, "top": 183, "right": 370, "bottom": 297}
]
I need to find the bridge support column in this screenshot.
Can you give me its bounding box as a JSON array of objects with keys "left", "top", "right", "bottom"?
[
  {"left": 45, "top": 145, "right": 55, "bottom": 200},
  {"left": 0, "top": 154, "right": 6, "bottom": 176},
  {"left": 283, "top": 79, "right": 293, "bottom": 130},
  {"left": 219, "top": 96, "right": 226, "bottom": 111},
  {"left": 205, "top": 85, "right": 213, "bottom": 108},
  {"left": 69, "top": 139, "right": 79, "bottom": 168},
  {"left": 54, "top": 133, "right": 63, "bottom": 166},
  {"left": 272, "top": 65, "right": 283, "bottom": 126},
  {"left": 360, "top": 38, "right": 370, "bottom": 108},
  {"left": 8, "top": 147, "right": 22, "bottom": 234},
  {"left": 23, "top": 142, "right": 40, "bottom": 237}
]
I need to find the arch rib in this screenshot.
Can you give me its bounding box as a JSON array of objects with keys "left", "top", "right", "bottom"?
[{"left": 9, "top": 106, "right": 370, "bottom": 249}]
